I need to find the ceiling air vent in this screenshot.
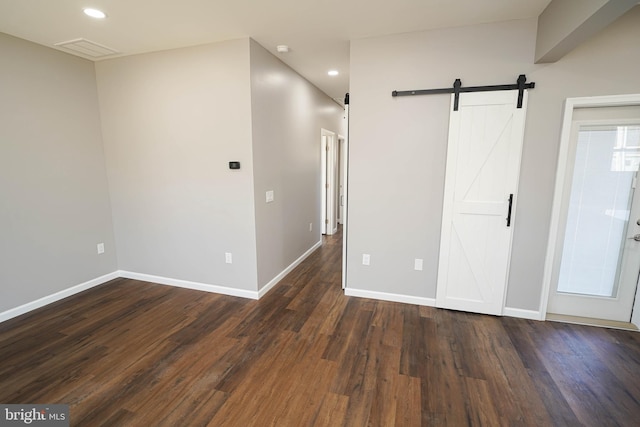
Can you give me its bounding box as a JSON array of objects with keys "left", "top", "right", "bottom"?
[{"left": 54, "top": 38, "right": 119, "bottom": 59}]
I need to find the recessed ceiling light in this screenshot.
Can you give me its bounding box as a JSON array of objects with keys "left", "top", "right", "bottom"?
[
  {"left": 328, "top": 70, "right": 339, "bottom": 76},
  {"left": 83, "top": 8, "right": 107, "bottom": 19}
]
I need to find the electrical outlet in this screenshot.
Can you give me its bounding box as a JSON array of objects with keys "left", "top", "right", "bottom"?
[
  {"left": 309, "top": 223, "right": 313, "bottom": 231},
  {"left": 414, "top": 258, "right": 423, "bottom": 271},
  {"left": 225, "top": 252, "right": 233, "bottom": 264},
  {"left": 97, "top": 243, "right": 105, "bottom": 254},
  {"left": 362, "top": 254, "right": 370, "bottom": 266}
]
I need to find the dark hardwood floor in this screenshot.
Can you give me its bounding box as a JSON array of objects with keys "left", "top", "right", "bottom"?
[{"left": 2, "top": 229, "right": 640, "bottom": 426}]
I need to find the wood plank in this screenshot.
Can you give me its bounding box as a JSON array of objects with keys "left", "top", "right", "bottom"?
[
  {"left": 309, "top": 392, "right": 349, "bottom": 427},
  {"left": 463, "top": 377, "right": 502, "bottom": 426},
  {"left": 421, "top": 308, "right": 467, "bottom": 426},
  {"left": 502, "top": 317, "right": 582, "bottom": 426},
  {"left": 394, "top": 375, "right": 421, "bottom": 427}
]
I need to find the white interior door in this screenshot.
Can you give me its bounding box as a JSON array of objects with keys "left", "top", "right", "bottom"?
[
  {"left": 436, "top": 90, "right": 527, "bottom": 316},
  {"left": 547, "top": 117, "right": 640, "bottom": 322}
]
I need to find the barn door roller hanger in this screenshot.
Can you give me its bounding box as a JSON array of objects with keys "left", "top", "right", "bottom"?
[{"left": 392, "top": 74, "right": 535, "bottom": 111}]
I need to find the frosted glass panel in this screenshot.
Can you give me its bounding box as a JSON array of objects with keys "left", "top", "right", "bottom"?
[{"left": 558, "top": 125, "right": 640, "bottom": 297}]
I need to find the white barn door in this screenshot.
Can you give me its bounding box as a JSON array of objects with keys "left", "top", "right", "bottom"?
[{"left": 436, "top": 90, "right": 528, "bottom": 315}]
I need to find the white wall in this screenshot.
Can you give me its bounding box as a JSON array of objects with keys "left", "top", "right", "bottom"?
[
  {"left": 96, "top": 39, "right": 259, "bottom": 292},
  {"left": 0, "top": 33, "right": 117, "bottom": 313},
  {"left": 249, "top": 40, "right": 345, "bottom": 289},
  {"left": 347, "top": 7, "right": 640, "bottom": 312}
]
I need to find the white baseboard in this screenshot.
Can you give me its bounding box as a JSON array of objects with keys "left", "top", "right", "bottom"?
[
  {"left": 118, "top": 271, "right": 259, "bottom": 300},
  {"left": 257, "top": 240, "right": 322, "bottom": 298},
  {"left": 345, "top": 288, "right": 436, "bottom": 307},
  {"left": 502, "top": 307, "right": 543, "bottom": 320},
  {"left": 0, "top": 242, "right": 326, "bottom": 325},
  {"left": 0, "top": 271, "right": 119, "bottom": 323},
  {"left": 345, "top": 289, "right": 543, "bottom": 320},
  {"left": 0, "top": 264, "right": 547, "bottom": 326}
]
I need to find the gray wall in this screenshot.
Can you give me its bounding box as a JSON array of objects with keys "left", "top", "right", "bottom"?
[
  {"left": 1, "top": 32, "right": 345, "bottom": 315},
  {"left": 0, "top": 33, "right": 117, "bottom": 313},
  {"left": 249, "top": 40, "right": 344, "bottom": 289},
  {"left": 513, "top": 6, "right": 640, "bottom": 310},
  {"left": 347, "top": 7, "right": 640, "bottom": 312},
  {"left": 96, "top": 39, "right": 259, "bottom": 291}
]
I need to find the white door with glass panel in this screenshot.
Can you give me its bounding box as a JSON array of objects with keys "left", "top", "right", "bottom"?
[{"left": 547, "top": 120, "right": 640, "bottom": 321}]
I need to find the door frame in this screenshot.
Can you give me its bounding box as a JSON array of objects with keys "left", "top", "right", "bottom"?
[
  {"left": 540, "top": 93, "right": 640, "bottom": 327},
  {"left": 321, "top": 129, "right": 338, "bottom": 235},
  {"left": 337, "top": 136, "right": 346, "bottom": 225},
  {"left": 340, "top": 130, "right": 348, "bottom": 290}
]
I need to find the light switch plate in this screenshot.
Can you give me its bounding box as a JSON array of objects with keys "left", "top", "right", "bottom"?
[{"left": 266, "top": 190, "right": 274, "bottom": 203}]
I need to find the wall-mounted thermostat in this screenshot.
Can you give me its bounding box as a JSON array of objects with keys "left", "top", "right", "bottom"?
[{"left": 229, "top": 161, "right": 240, "bottom": 170}]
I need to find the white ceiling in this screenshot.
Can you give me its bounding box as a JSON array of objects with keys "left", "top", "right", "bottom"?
[{"left": 0, "top": 0, "right": 552, "bottom": 104}]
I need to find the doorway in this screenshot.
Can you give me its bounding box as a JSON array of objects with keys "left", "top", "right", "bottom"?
[
  {"left": 542, "top": 95, "right": 640, "bottom": 328},
  {"left": 321, "top": 127, "right": 348, "bottom": 289}
]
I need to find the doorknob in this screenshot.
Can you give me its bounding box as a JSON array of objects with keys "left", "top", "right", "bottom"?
[{"left": 628, "top": 234, "right": 640, "bottom": 242}]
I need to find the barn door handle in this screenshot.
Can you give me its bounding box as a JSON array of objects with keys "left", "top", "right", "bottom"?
[{"left": 506, "top": 194, "right": 514, "bottom": 227}]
